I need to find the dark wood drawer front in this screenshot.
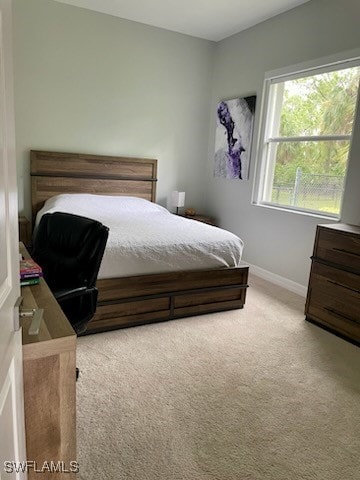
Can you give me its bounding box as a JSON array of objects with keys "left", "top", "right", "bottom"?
[
  {"left": 307, "top": 302, "right": 360, "bottom": 343},
  {"left": 311, "top": 261, "right": 360, "bottom": 295},
  {"left": 316, "top": 228, "right": 360, "bottom": 270},
  {"left": 174, "top": 287, "right": 242, "bottom": 308},
  {"left": 96, "top": 297, "right": 170, "bottom": 321},
  {"left": 308, "top": 279, "right": 360, "bottom": 324},
  {"left": 89, "top": 298, "right": 170, "bottom": 332}
]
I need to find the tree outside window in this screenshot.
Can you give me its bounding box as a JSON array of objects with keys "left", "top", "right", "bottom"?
[{"left": 256, "top": 60, "right": 360, "bottom": 217}]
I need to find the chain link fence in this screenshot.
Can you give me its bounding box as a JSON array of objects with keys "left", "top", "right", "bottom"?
[{"left": 272, "top": 168, "right": 344, "bottom": 213}]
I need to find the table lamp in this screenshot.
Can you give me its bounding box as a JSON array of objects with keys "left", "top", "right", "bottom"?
[{"left": 171, "top": 191, "right": 185, "bottom": 214}]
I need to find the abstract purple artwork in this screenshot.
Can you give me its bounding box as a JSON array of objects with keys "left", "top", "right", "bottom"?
[{"left": 214, "top": 96, "right": 256, "bottom": 180}]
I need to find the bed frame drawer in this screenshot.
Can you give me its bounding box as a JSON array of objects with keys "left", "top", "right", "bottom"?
[
  {"left": 173, "top": 287, "right": 245, "bottom": 317},
  {"left": 85, "top": 268, "right": 249, "bottom": 334},
  {"left": 90, "top": 297, "right": 170, "bottom": 332}
]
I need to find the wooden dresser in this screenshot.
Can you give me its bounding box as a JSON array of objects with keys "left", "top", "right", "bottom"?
[
  {"left": 20, "top": 244, "right": 77, "bottom": 478},
  {"left": 305, "top": 223, "right": 360, "bottom": 345}
]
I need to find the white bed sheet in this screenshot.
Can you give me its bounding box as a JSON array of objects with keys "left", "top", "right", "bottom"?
[{"left": 36, "top": 194, "right": 244, "bottom": 279}]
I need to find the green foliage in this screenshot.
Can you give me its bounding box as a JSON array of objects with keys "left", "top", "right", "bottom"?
[{"left": 273, "top": 66, "right": 360, "bottom": 185}]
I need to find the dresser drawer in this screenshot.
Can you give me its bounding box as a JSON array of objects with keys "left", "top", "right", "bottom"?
[
  {"left": 307, "top": 263, "right": 360, "bottom": 343},
  {"left": 315, "top": 228, "right": 360, "bottom": 271},
  {"left": 307, "top": 301, "right": 360, "bottom": 343},
  {"left": 307, "top": 272, "right": 360, "bottom": 324},
  {"left": 311, "top": 261, "right": 360, "bottom": 294}
]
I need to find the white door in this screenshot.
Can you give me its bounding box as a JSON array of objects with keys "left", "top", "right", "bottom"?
[{"left": 0, "top": 0, "right": 27, "bottom": 479}]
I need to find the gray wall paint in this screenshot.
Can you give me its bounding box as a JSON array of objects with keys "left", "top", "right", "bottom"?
[
  {"left": 13, "top": 0, "right": 214, "bottom": 217},
  {"left": 207, "top": 0, "right": 360, "bottom": 286}
]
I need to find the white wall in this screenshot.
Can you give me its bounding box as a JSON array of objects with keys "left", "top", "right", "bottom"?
[
  {"left": 13, "top": 0, "right": 214, "bottom": 217},
  {"left": 207, "top": 0, "right": 360, "bottom": 287}
]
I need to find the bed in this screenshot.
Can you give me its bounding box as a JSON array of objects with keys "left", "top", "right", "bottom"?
[{"left": 31, "top": 150, "right": 249, "bottom": 334}]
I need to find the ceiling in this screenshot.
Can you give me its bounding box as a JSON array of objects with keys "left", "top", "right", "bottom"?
[{"left": 54, "top": 0, "right": 310, "bottom": 41}]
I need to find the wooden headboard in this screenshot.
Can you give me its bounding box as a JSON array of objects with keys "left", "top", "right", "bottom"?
[{"left": 30, "top": 150, "right": 158, "bottom": 224}]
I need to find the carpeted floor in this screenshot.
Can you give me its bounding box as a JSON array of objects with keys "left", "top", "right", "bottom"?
[{"left": 76, "top": 275, "right": 360, "bottom": 480}]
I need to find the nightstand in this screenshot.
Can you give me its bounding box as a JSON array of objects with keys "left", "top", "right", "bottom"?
[
  {"left": 18, "top": 216, "right": 31, "bottom": 246},
  {"left": 182, "top": 214, "right": 217, "bottom": 226}
]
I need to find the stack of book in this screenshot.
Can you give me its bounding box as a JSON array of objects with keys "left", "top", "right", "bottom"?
[{"left": 20, "top": 258, "right": 43, "bottom": 286}]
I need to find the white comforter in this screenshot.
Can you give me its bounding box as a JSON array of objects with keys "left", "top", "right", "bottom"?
[{"left": 36, "top": 194, "right": 244, "bottom": 279}]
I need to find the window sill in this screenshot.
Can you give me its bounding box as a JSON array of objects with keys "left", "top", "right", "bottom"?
[{"left": 251, "top": 201, "right": 340, "bottom": 221}]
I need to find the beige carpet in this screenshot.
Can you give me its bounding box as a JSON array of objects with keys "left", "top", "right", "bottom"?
[{"left": 76, "top": 275, "right": 360, "bottom": 480}]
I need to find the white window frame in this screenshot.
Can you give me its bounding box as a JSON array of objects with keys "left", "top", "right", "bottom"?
[{"left": 252, "top": 49, "right": 360, "bottom": 219}]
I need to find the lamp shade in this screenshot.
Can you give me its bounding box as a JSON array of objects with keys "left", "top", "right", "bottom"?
[{"left": 171, "top": 191, "right": 185, "bottom": 208}]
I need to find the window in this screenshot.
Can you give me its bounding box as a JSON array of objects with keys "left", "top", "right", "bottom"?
[{"left": 254, "top": 56, "right": 360, "bottom": 217}]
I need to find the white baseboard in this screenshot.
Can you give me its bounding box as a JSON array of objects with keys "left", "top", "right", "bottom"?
[{"left": 246, "top": 263, "right": 307, "bottom": 298}]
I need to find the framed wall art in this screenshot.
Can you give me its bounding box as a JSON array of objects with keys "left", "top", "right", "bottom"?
[{"left": 214, "top": 95, "right": 256, "bottom": 180}]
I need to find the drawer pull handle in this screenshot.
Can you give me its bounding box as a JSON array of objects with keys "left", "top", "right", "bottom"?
[
  {"left": 324, "top": 307, "right": 359, "bottom": 325},
  {"left": 20, "top": 308, "right": 44, "bottom": 335},
  {"left": 327, "top": 280, "right": 360, "bottom": 295},
  {"left": 333, "top": 247, "right": 360, "bottom": 258}
]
